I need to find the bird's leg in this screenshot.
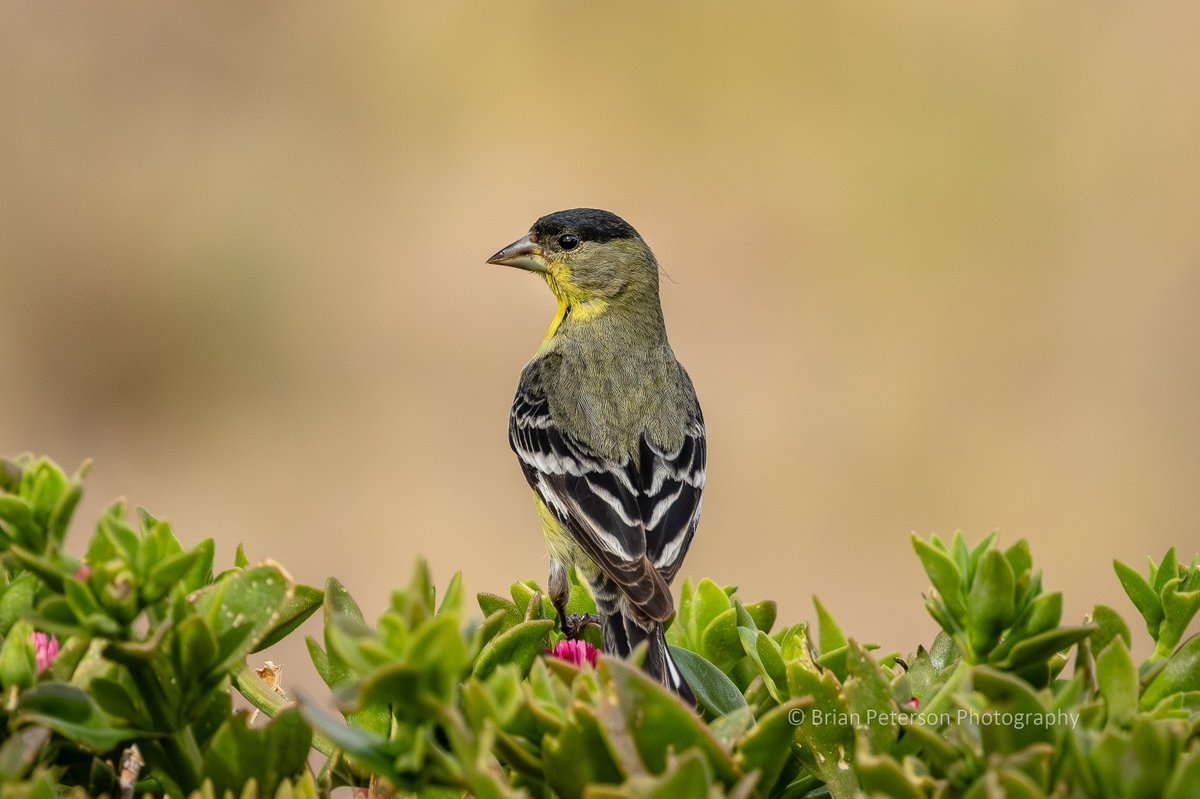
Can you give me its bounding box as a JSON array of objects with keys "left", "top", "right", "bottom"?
[{"left": 548, "top": 561, "right": 599, "bottom": 639}]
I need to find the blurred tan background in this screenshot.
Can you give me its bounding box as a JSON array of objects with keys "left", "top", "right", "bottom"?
[{"left": 3, "top": 2, "right": 1198, "bottom": 693}]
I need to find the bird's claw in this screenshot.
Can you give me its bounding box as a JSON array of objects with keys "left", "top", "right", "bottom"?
[{"left": 560, "top": 613, "right": 600, "bottom": 639}]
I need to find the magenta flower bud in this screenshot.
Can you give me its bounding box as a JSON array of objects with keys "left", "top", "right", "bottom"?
[
  {"left": 33, "top": 632, "right": 60, "bottom": 674},
  {"left": 546, "top": 639, "right": 599, "bottom": 668}
]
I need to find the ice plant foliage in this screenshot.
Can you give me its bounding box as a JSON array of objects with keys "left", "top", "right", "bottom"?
[{"left": 0, "top": 453, "right": 1198, "bottom": 799}]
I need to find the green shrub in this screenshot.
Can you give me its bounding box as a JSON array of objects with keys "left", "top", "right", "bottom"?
[{"left": 0, "top": 454, "right": 1197, "bottom": 798}]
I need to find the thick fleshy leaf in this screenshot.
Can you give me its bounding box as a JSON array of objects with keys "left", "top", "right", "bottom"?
[
  {"left": 202, "top": 707, "right": 312, "bottom": 797},
  {"left": 698, "top": 608, "right": 743, "bottom": 673},
  {"left": 966, "top": 549, "right": 1015, "bottom": 655},
  {"left": 813, "top": 597, "right": 847, "bottom": 659},
  {"left": 1089, "top": 604, "right": 1132, "bottom": 659},
  {"left": 856, "top": 748, "right": 926, "bottom": 799},
  {"left": 1096, "top": 638, "right": 1138, "bottom": 726},
  {"left": 600, "top": 656, "right": 738, "bottom": 783},
  {"left": 7, "top": 546, "right": 68, "bottom": 593},
  {"left": 192, "top": 563, "right": 316, "bottom": 663},
  {"left": 565, "top": 579, "right": 598, "bottom": 618},
  {"left": 478, "top": 592, "right": 518, "bottom": 624},
  {"left": 0, "top": 495, "right": 38, "bottom": 550},
  {"left": 543, "top": 703, "right": 625, "bottom": 799},
  {"left": 742, "top": 600, "right": 777, "bottom": 635},
  {"left": 735, "top": 700, "right": 804, "bottom": 794},
  {"left": 669, "top": 645, "right": 747, "bottom": 716},
  {"left": 0, "top": 619, "right": 39, "bottom": 691},
  {"left": 593, "top": 750, "right": 716, "bottom": 799},
  {"left": 437, "top": 571, "right": 464, "bottom": 617},
  {"left": 89, "top": 676, "right": 151, "bottom": 729},
  {"left": 1152, "top": 549, "right": 1179, "bottom": 594},
  {"left": 509, "top": 581, "right": 542, "bottom": 621},
  {"left": 994, "top": 626, "right": 1094, "bottom": 671},
  {"left": 692, "top": 580, "right": 734, "bottom": 640},
  {"left": 0, "top": 725, "right": 52, "bottom": 782},
  {"left": 18, "top": 683, "right": 141, "bottom": 752},
  {"left": 322, "top": 576, "right": 370, "bottom": 665},
  {"left": 844, "top": 642, "right": 897, "bottom": 752},
  {"left": 1114, "top": 560, "right": 1164, "bottom": 637},
  {"left": 0, "top": 572, "right": 38, "bottom": 637},
  {"left": 786, "top": 661, "right": 854, "bottom": 785},
  {"left": 1141, "top": 634, "right": 1200, "bottom": 710},
  {"left": 739, "top": 628, "right": 787, "bottom": 703},
  {"left": 172, "top": 615, "right": 220, "bottom": 684},
  {"left": 299, "top": 694, "right": 400, "bottom": 781},
  {"left": 970, "top": 666, "right": 1055, "bottom": 753},
  {"left": 913, "top": 535, "right": 966, "bottom": 618},
  {"left": 1165, "top": 746, "right": 1200, "bottom": 799},
  {"left": 143, "top": 549, "right": 204, "bottom": 602},
  {"left": 473, "top": 619, "right": 553, "bottom": 680},
  {"left": 256, "top": 583, "right": 323, "bottom": 652},
  {"left": 1158, "top": 577, "right": 1200, "bottom": 656}
]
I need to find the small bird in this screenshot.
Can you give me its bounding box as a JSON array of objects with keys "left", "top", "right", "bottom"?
[{"left": 488, "top": 209, "right": 705, "bottom": 702}]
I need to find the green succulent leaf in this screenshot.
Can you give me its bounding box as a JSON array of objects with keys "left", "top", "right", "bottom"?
[
  {"left": 18, "top": 683, "right": 141, "bottom": 752},
  {"left": 1095, "top": 637, "right": 1138, "bottom": 726},
  {"left": 543, "top": 703, "right": 625, "bottom": 799},
  {"left": 298, "top": 695, "right": 399, "bottom": 781},
  {"left": 735, "top": 700, "right": 804, "bottom": 794},
  {"left": 600, "top": 656, "right": 739, "bottom": 783},
  {"left": 668, "top": 645, "right": 747, "bottom": 716},
  {"left": 692, "top": 579, "right": 735, "bottom": 640},
  {"left": 473, "top": 618, "right": 553, "bottom": 680},
  {"left": 813, "top": 596, "right": 847, "bottom": 658},
  {"left": 699, "top": 607, "right": 744, "bottom": 673},
  {"left": 966, "top": 548, "right": 1015, "bottom": 656},
  {"left": 1165, "top": 746, "right": 1200, "bottom": 799},
  {"left": 0, "top": 619, "right": 38, "bottom": 691},
  {"left": 1114, "top": 559, "right": 1165, "bottom": 638},
  {"left": 856, "top": 748, "right": 926, "bottom": 799},
  {"left": 1141, "top": 634, "right": 1200, "bottom": 710},
  {"left": 742, "top": 600, "right": 777, "bottom": 635},
  {"left": 202, "top": 707, "right": 312, "bottom": 797},
  {"left": 0, "top": 573, "right": 38, "bottom": 636},
  {"left": 993, "top": 625, "right": 1094, "bottom": 671},
  {"left": 739, "top": 628, "right": 788, "bottom": 703},
  {"left": 913, "top": 534, "right": 967, "bottom": 619},
  {"left": 844, "top": 641, "right": 897, "bottom": 752}
]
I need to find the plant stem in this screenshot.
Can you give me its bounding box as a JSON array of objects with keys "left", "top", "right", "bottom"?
[
  {"left": 232, "top": 662, "right": 338, "bottom": 757},
  {"left": 163, "top": 728, "right": 204, "bottom": 792}
]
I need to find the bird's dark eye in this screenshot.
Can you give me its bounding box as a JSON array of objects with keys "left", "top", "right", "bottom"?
[{"left": 558, "top": 234, "right": 580, "bottom": 251}]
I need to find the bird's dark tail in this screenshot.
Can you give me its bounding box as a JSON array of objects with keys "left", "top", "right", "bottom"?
[
  {"left": 609, "top": 612, "right": 695, "bottom": 705},
  {"left": 643, "top": 624, "right": 695, "bottom": 705}
]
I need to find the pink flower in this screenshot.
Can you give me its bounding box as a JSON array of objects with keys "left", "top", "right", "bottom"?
[
  {"left": 546, "top": 639, "right": 599, "bottom": 668},
  {"left": 905, "top": 697, "right": 921, "bottom": 711},
  {"left": 33, "top": 632, "right": 59, "bottom": 674}
]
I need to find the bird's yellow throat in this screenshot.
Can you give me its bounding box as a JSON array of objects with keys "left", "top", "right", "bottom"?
[{"left": 537, "top": 269, "right": 609, "bottom": 351}]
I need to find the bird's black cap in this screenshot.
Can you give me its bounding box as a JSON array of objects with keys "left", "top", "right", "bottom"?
[{"left": 531, "top": 208, "right": 640, "bottom": 244}]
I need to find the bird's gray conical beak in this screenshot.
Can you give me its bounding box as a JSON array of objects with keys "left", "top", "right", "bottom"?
[{"left": 487, "top": 234, "right": 548, "bottom": 272}]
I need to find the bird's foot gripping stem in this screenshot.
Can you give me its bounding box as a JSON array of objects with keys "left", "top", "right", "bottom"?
[{"left": 559, "top": 612, "right": 600, "bottom": 640}]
